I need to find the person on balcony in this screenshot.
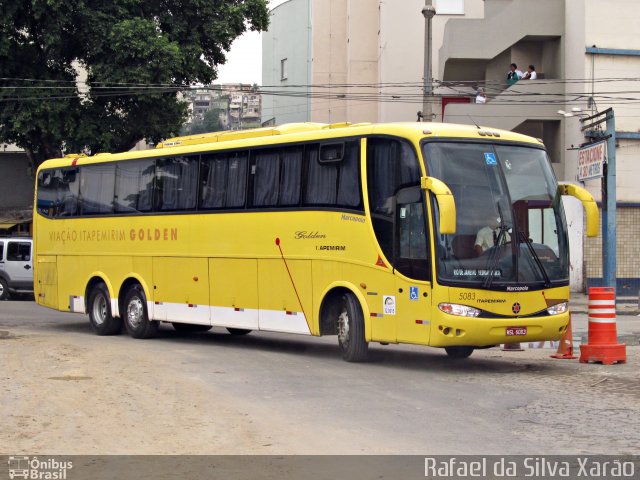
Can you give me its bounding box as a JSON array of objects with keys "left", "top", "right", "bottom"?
[
  {"left": 475, "top": 87, "right": 487, "bottom": 104},
  {"left": 507, "top": 63, "right": 523, "bottom": 85},
  {"left": 521, "top": 65, "right": 537, "bottom": 80}
]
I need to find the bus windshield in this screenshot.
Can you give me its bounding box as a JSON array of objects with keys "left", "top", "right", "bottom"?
[{"left": 424, "top": 141, "right": 569, "bottom": 290}]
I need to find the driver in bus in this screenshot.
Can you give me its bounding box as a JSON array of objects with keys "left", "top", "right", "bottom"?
[{"left": 474, "top": 212, "right": 510, "bottom": 256}]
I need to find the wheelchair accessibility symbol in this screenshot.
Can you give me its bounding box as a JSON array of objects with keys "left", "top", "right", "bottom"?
[{"left": 409, "top": 286, "right": 419, "bottom": 301}]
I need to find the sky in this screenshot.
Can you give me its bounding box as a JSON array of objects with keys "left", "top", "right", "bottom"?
[
  {"left": 215, "top": 0, "right": 288, "bottom": 85},
  {"left": 215, "top": 30, "right": 263, "bottom": 85}
]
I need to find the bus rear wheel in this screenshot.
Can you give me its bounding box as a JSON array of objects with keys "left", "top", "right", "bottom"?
[
  {"left": 337, "top": 292, "right": 368, "bottom": 362},
  {"left": 88, "top": 283, "right": 122, "bottom": 335},
  {"left": 123, "top": 285, "right": 158, "bottom": 339},
  {"left": 444, "top": 346, "right": 474, "bottom": 359},
  {"left": 172, "top": 323, "right": 212, "bottom": 333}
]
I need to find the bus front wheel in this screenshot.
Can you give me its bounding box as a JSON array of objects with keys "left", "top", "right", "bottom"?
[
  {"left": 444, "top": 346, "right": 474, "bottom": 359},
  {"left": 337, "top": 292, "right": 369, "bottom": 362},
  {"left": 123, "top": 285, "right": 158, "bottom": 339},
  {"left": 88, "top": 283, "right": 122, "bottom": 335}
]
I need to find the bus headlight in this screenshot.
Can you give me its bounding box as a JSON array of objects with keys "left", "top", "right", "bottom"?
[
  {"left": 547, "top": 302, "right": 568, "bottom": 315},
  {"left": 438, "top": 303, "right": 481, "bottom": 317}
]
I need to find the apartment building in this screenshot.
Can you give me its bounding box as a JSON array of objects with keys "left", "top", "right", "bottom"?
[
  {"left": 262, "top": 0, "right": 640, "bottom": 293},
  {"left": 186, "top": 84, "right": 262, "bottom": 130}
]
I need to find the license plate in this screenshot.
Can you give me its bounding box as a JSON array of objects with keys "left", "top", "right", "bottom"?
[{"left": 506, "top": 326, "right": 527, "bottom": 336}]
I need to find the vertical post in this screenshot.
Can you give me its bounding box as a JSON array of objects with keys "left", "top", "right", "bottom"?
[
  {"left": 421, "top": 2, "right": 436, "bottom": 122},
  {"left": 603, "top": 110, "right": 616, "bottom": 289}
]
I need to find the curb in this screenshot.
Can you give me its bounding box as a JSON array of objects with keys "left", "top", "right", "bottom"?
[
  {"left": 571, "top": 309, "right": 640, "bottom": 315},
  {"left": 577, "top": 333, "right": 640, "bottom": 346}
]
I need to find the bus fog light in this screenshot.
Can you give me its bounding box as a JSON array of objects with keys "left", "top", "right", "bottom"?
[
  {"left": 547, "top": 302, "right": 568, "bottom": 315},
  {"left": 438, "top": 303, "right": 480, "bottom": 317}
]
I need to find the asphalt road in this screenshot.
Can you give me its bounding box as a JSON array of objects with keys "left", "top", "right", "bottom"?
[{"left": 1, "top": 299, "right": 638, "bottom": 455}]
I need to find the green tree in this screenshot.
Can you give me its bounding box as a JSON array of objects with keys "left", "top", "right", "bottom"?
[
  {"left": 0, "top": 0, "right": 269, "bottom": 167},
  {"left": 183, "top": 107, "right": 226, "bottom": 136}
]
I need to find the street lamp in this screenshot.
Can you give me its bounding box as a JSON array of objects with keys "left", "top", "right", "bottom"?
[
  {"left": 421, "top": 2, "right": 436, "bottom": 122},
  {"left": 557, "top": 107, "right": 588, "bottom": 118}
]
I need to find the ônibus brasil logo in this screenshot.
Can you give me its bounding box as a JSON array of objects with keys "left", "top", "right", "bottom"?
[{"left": 7, "top": 456, "right": 73, "bottom": 479}]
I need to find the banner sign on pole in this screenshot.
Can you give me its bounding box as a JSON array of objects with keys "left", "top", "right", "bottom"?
[{"left": 578, "top": 141, "right": 606, "bottom": 181}]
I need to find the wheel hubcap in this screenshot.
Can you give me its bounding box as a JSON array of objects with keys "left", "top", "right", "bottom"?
[
  {"left": 127, "top": 296, "right": 144, "bottom": 328},
  {"left": 93, "top": 294, "right": 107, "bottom": 325},
  {"left": 337, "top": 308, "right": 350, "bottom": 344}
]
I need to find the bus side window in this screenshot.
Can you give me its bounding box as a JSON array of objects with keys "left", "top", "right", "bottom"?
[
  {"left": 200, "top": 153, "right": 248, "bottom": 210},
  {"left": 337, "top": 141, "right": 361, "bottom": 209},
  {"left": 80, "top": 164, "right": 116, "bottom": 215},
  {"left": 303, "top": 140, "right": 361, "bottom": 209},
  {"left": 114, "top": 159, "right": 155, "bottom": 213},
  {"left": 253, "top": 149, "right": 280, "bottom": 207},
  {"left": 304, "top": 144, "right": 337, "bottom": 206},
  {"left": 252, "top": 145, "right": 303, "bottom": 208},
  {"left": 278, "top": 147, "right": 302, "bottom": 206},
  {"left": 156, "top": 156, "right": 199, "bottom": 211},
  {"left": 201, "top": 154, "right": 228, "bottom": 209},
  {"left": 57, "top": 168, "right": 80, "bottom": 217}
]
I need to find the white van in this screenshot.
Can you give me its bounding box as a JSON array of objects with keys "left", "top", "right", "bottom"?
[{"left": 0, "top": 237, "right": 33, "bottom": 300}]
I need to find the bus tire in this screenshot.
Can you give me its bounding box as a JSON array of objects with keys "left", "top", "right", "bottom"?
[
  {"left": 172, "top": 323, "right": 212, "bottom": 333},
  {"left": 337, "top": 292, "right": 369, "bottom": 362},
  {"left": 0, "top": 277, "right": 9, "bottom": 300},
  {"left": 227, "top": 328, "right": 251, "bottom": 336},
  {"left": 123, "top": 284, "right": 158, "bottom": 339},
  {"left": 88, "top": 283, "right": 122, "bottom": 335},
  {"left": 445, "top": 346, "right": 474, "bottom": 359}
]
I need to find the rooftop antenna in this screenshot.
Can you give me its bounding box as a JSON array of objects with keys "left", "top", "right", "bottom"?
[{"left": 468, "top": 114, "right": 481, "bottom": 129}]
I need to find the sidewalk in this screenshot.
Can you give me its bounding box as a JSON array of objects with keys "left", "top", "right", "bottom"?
[
  {"left": 569, "top": 292, "right": 640, "bottom": 347},
  {"left": 569, "top": 292, "right": 639, "bottom": 315}
]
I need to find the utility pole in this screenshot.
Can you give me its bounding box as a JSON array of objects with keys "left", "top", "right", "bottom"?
[
  {"left": 421, "top": 1, "right": 436, "bottom": 122},
  {"left": 580, "top": 108, "right": 617, "bottom": 290}
]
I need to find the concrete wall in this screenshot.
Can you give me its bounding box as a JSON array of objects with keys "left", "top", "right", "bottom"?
[
  {"left": 563, "top": 1, "right": 640, "bottom": 203},
  {"left": 310, "top": 0, "right": 348, "bottom": 123},
  {"left": 485, "top": 49, "right": 510, "bottom": 93},
  {"left": 265, "top": 0, "right": 486, "bottom": 124},
  {"left": 262, "top": 0, "right": 312, "bottom": 124},
  {"left": 0, "top": 153, "right": 33, "bottom": 209},
  {"left": 345, "top": 0, "right": 379, "bottom": 123},
  {"left": 379, "top": 0, "right": 485, "bottom": 122}
]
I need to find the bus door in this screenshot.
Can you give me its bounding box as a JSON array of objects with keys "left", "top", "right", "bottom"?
[{"left": 394, "top": 186, "right": 432, "bottom": 344}]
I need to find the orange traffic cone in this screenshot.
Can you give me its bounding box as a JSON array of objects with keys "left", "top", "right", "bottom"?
[
  {"left": 579, "top": 287, "right": 626, "bottom": 365},
  {"left": 550, "top": 314, "right": 577, "bottom": 359}
]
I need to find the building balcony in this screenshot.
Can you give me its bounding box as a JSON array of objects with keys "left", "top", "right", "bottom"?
[
  {"left": 442, "top": 79, "right": 563, "bottom": 130},
  {"left": 439, "top": 0, "right": 564, "bottom": 83}
]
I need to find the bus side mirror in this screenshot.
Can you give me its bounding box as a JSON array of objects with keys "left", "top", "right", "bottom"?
[
  {"left": 421, "top": 176, "right": 456, "bottom": 235},
  {"left": 558, "top": 183, "right": 599, "bottom": 237}
]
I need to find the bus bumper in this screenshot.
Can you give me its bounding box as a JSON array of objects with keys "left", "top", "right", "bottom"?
[{"left": 428, "top": 311, "right": 570, "bottom": 348}]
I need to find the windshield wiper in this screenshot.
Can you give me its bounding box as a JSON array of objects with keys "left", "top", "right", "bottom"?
[
  {"left": 482, "top": 203, "right": 510, "bottom": 289},
  {"left": 518, "top": 231, "right": 552, "bottom": 288}
]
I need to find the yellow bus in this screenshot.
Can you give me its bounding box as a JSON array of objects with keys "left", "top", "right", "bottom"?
[{"left": 33, "top": 122, "right": 598, "bottom": 361}]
